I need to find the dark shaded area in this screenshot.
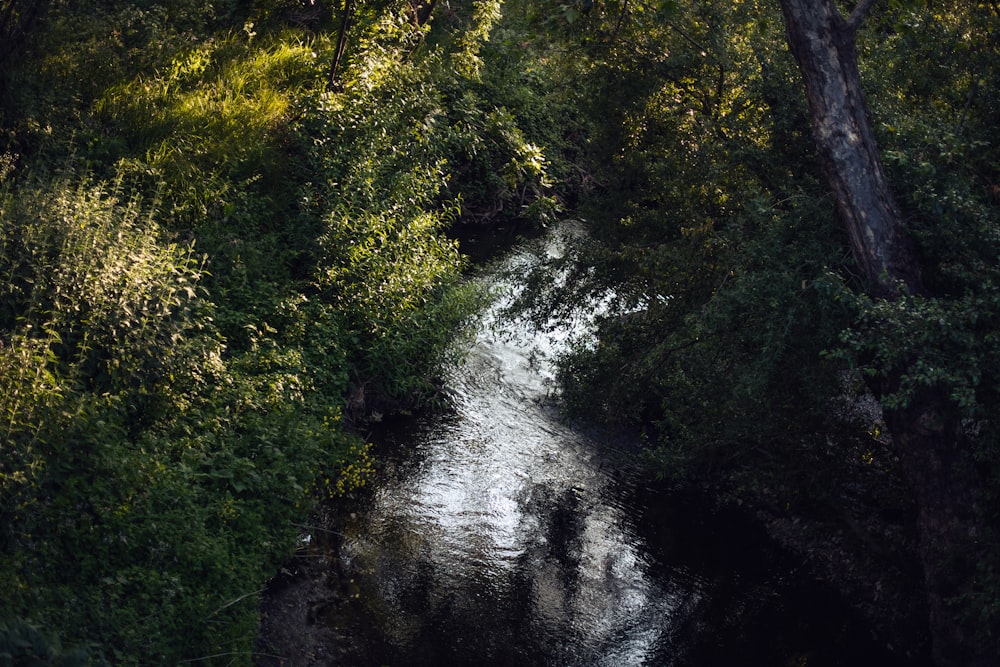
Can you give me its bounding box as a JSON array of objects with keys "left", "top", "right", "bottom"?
[
  {"left": 259, "top": 478, "right": 924, "bottom": 667},
  {"left": 631, "top": 485, "right": 928, "bottom": 667},
  {"left": 260, "top": 391, "right": 924, "bottom": 667}
]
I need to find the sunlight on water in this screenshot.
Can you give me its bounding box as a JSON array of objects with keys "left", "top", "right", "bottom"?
[{"left": 339, "top": 229, "right": 703, "bottom": 665}]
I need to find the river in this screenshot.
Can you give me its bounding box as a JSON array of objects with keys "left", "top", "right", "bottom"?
[{"left": 264, "top": 230, "right": 903, "bottom": 666}]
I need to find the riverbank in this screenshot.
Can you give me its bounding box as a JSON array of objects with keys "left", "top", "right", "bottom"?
[{"left": 255, "top": 505, "right": 361, "bottom": 667}]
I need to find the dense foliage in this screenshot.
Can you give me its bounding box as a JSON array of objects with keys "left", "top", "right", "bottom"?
[
  {"left": 500, "top": 0, "right": 999, "bottom": 661},
  {"left": 0, "top": 0, "right": 556, "bottom": 663},
  {"left": 2, "top": 0, "right": 998, "bottom": 663},
  {"left": 510, "top": 0, "right": 870, "bottom": 470}
]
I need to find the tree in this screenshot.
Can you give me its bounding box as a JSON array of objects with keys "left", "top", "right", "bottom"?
[
  {"left": 776, "top": 1, "right": 987, "bottom": 664},
  {"left": 0, "top": 0, "right": 47, "bottom": 67}
]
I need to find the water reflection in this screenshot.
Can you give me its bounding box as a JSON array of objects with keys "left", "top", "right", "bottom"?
[{"left": 338, "top": 236, "right": 700, "bottom": 665}]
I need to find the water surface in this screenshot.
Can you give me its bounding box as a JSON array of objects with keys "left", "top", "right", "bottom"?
[{"left": 327, "top": 233, "right": 897, "bottom": 666}]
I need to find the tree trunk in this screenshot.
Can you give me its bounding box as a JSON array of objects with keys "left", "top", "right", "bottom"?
[
  {"left": 776, "top": 1, "right": 986, "bottom": 664},
  {"left": 328, "top": 0, "right": 355, "bottom": 89},
  {"left": 777, "top": 0, "right": 921, "bottom": 300},
  {"left": 880, "top": 382, "right": 984, "bottom": 666}
]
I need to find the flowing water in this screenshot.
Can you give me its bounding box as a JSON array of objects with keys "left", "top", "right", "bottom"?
[{"left": 323, "top": 231, "right": 897, "bottom": 666}]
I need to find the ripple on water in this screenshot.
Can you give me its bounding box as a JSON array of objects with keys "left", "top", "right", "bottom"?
[
  {"left": 331, "top": 230, "right": 901, "bottom": 666},
  {"left": 336, "top": 234, "right": 704, "bottom": 666}
]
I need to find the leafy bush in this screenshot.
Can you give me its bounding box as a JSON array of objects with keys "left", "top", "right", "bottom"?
[
  {"left": 0, "top": 173, "right": 368, "bottom": 663},
  {"left": 0, "top": 1, "right": 540, "bottom": 663}
]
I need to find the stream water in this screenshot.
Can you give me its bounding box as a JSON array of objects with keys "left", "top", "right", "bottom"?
[{"left": 321, "top": 232, "right": 899, "bottom": 666}]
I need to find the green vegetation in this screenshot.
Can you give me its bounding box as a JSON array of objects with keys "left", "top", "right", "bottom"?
[
  {"left": 498, "top": 1, "right": 1000, "bottom": 663},
  {"left": 0, "top": 1, "right": 553, "bottom": 663},
  {"left": 2, "top": 0, "right": 998, "bottom": 664}
]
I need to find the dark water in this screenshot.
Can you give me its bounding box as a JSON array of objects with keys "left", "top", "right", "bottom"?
[{"left": 325, "top": 232, "right": 900, "bottom": 666}]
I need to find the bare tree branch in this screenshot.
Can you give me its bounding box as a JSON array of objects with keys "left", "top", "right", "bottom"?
[
  {"left": 328, "top": 0, "right": 355, "bottom": 89},
  {"left": 845, "top": 0, "right": 877, "bottom": 32}
]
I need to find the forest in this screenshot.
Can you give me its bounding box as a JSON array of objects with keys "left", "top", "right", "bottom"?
[{"left": 0, "top": 0, "right": 997, "bottom": 665}]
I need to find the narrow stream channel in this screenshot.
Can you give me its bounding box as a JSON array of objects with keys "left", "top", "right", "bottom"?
[{"left": 311, "top": 231, "right": 901, "bottom": 666}]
